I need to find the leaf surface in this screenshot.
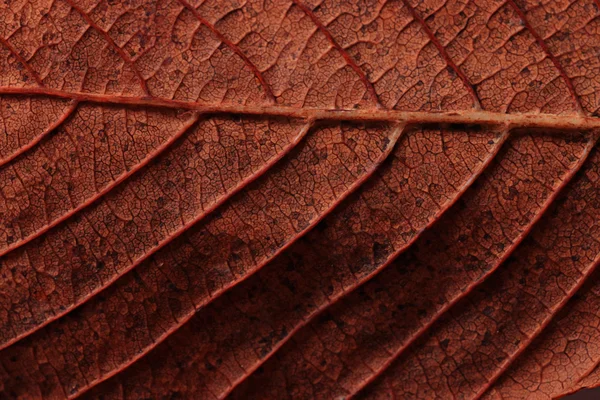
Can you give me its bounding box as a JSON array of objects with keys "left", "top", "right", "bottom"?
[{"left": 0, "top": 0, "right": 600, "bottom": 399}]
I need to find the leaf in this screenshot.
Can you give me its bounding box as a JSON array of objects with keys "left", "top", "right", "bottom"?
[{"left": 1, "top": 0, "right": 600, "bottom": 399}]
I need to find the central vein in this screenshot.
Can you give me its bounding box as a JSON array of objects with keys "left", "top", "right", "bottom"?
[{"left": 0, "top": 86, "right": 597, "bottom": 131}]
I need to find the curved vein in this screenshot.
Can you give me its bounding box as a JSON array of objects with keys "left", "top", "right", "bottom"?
[
  {"left": 0, "top": 37, "right": 44, "bottom": 86},
  {"left": 348, "top": 131, "right": 599, "bottom": 399},
  {"left": 70, "top": 122, "right": 404, "bottom": 399},
  {"left": 506, "top": 0, "right": 584, "bottom": 115},
  {"left": 476, "top": 204, "right": 600, "bottom": 398},
  {"left": 400, "top": 0, "right": 481, "bottom": 110},
  {"left": 291, "top": 0, "right": 382, "bottom": 108},
  {"left": 0, "top": 36, "right": 81, "bottom": 170},
  {"left": 222, "top": 127, "right": 511, "bottom": 400},
  {"left": 1, "top": 117, "right": 312, "bottom": 360},
  {"left": 62, "top": 0, "right": 151, "bottom": 96},
  {"left": 0, "top": 113, "right": 202, "bottom": 352},
  {"left": 0, "top": 100, "right": 78, "bottom": 168},
  {"left": 0, "top": 0, "right": 163, "bottom": 172},
  {"left": 176, "top": 0, "right": 276, "bottom": 103},
  {"left": 0, "top": 112, "right": 200, "bottom": 260}
]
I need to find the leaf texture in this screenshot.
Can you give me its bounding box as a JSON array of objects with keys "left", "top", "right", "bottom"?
[{"left": 1, "top": 0, "right": 600, "bottom": 399}]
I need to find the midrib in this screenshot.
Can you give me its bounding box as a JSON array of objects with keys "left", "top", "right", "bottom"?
[{"left": 0, "top": 86, "right": 597, "bottom": 132}]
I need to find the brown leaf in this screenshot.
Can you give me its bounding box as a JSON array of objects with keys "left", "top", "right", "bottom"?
[{"left": 1, "top": 0, "right": 600, "bottom": 399}]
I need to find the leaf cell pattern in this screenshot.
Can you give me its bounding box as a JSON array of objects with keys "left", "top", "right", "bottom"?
[{"left": 0, "top": 0, "right": 600, "bottom": 399}]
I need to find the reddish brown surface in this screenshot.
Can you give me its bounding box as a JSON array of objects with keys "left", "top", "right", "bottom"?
[{"left": 1, "top": 0, "right": 600, "bottom": 399}]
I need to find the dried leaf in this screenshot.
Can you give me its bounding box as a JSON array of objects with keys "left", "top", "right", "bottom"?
[{"left": 0, "top": 0, "right": 600, "bottom": 399}]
